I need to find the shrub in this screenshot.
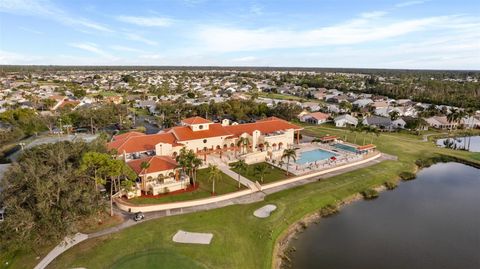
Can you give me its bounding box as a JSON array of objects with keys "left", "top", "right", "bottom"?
[
  {"left": 384, "top": 181, "right": 397, "bottom": 190},
  {"left": 362, "top": 189, "right": 379, "bottom": 200},
  {"left": 399, "top": 171, "right": 416, "bottom": 181},
  {"left": 320, "top": 204, "right": 339, "bottom": 217}
]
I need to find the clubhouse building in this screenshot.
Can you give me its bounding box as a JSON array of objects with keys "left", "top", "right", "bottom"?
[{"left": 107, "top": 116, "right": 303, "bottom": 196}]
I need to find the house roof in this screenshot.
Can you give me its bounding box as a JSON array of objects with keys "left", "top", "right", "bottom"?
[
  {"left": 181, "top": 116, "right": 212, "bottom": 125},
  {"left": 306, "top": 112, "right": 330, "bottom": 121},
  {"left": 224, "top": 118, "right": 302, "bottom": 137},
  {"left": 169, "top": 123, "right": 232, "bottom": 141},
  {"left": 112, "top": 131, "right": 146, "bottom": 141},
  {"left": 364, "top": 116, "right": 392, "bottom": 127},
  {"left": 334, "top": 114, "right": 358, "bottom": 124},
  {"left": 107, "top": 132, "right": 178, "bottom": 154},
  {"left": 127, "top": 156, "right": 178, "bottom": 175}
]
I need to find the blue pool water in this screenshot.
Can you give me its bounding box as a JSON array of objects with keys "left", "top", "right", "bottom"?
[
  {"left": 296, "top": 149, "right": 337, "bottom": 165},
  {"left": 333, "top": 143, "right": 357, "bottom": 153}
]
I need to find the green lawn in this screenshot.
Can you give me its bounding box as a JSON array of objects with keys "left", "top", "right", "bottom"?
[
  {"left": 231, "top": 162, "right": 289, "bottom": 184},
  {"left": 7, "top": 125, "right": 480, "bottom": 269},
  {"left": 127, "top": 169, "right": 243, "bottom": 205}
]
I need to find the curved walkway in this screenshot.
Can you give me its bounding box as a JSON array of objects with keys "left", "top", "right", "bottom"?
[{"left": 34, "top": 152, "right": 394, "bottom": 269}]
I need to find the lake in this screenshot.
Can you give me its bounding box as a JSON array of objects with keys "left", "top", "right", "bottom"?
[
  {"left": 436, "top": 136, "right": 480, "bottom": 152},
  {"left": 288, "top": 162, "right": 480, "bottom": 269}
]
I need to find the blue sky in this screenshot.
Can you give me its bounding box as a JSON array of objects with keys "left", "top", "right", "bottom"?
[{"left": 0, "top": 0, "right": 479, "bottom": 69}]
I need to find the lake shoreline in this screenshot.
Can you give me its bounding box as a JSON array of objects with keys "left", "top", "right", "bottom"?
[
  {"left": 273, "top": 185, "right": 386, "bottom": 269},
  {"left": 272, "top": 156, "right": 480, "bottom": 269}
]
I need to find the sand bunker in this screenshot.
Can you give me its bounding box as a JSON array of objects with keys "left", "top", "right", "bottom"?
[
  {"left": 254, "top": 204, "right": 277, "bottom": 218},
  {"left": 172, "top": 230, "right": 213, "bottom": 245}
]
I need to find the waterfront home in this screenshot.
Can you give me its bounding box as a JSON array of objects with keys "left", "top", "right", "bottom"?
[
  {"left": 461, "top": 116, "right": 480, "bottom": 129},
  {"left": 425, "top": 116, "right": 458, "bottom": 129}
]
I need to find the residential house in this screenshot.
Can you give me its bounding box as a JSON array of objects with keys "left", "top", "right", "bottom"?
[
  {"left": 363, "top": 116, "right": 394, "bottom": 131},
  {"left": 353, "top": 98, "right": 374, "bottom": 108},
  {"left": 334, "top": 114, "right": 358, "bottom": 128},
  {"left": 299, "top": 112, "right": 330, "bottom": 124},
  {"left": 425, "top": 116, "right": 458, "bottom": 129}
]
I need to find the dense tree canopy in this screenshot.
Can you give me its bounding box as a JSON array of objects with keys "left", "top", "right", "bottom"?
[{"left": 0, "top": 137, "right": 116, "bottom": 253}]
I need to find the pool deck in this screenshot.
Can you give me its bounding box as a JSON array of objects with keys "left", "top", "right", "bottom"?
[{"left": 272, "top": 142, "right": 363, "bottom": 176}]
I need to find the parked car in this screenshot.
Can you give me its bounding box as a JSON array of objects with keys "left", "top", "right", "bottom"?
[
  {"left": 133, "top": 212, "right": 145, "bottom": 222},
  {"left": 0, "top": 207, "right": 5, "bottom": 222}
]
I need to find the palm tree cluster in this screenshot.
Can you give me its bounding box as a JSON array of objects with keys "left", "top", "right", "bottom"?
[
  {"left": 281, "top": 148, "right": 297, "bottom": 176},
  {"left": 176, "top": 147, "right": 203, "bottom": 186}
]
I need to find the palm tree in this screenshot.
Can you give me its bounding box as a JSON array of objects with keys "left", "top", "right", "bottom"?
[
  {"left": 370, "top": 127, "right": 380, "bottom": 144},
  {"left": 389, "top": 110, "right": 400, "bottom": 120},
  {"left": 191, "top": 157, "right": 203, "bottom": 186},
  {"left": 254, "top": 163, "right": 269, "bottom": 183},
  {"left": 447, "top": 109, "right": 462, "bottom": 146},
  {"left": 361, "top": 125, "right": 371, "bottom": 145},
  {"left": 281, "top": 148, "right": 297, "bottom": 176},
  {"left": 207, "top": 164, "right": 222, "bottom": 195},
  {"left": 237, "top": 137, "right": 250, "bottom": 155},
  {"left": 232, "top": 159, "right": 247, "bottom": 188},
  {"left": 465, "top": 108, "right": 475, "bottom": 150},
  {"left": 140, "top": 161, "right": 150, "bottom": 192}
]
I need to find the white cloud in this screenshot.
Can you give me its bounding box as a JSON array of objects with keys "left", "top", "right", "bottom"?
[
  {"left": 110, "top": 45, "right": 142, "bottom": 52},
  {"left": 360, "top": 11, "right": 388, "bottom": 19},
  {"left": 18, "top": 26, "right": 43, "bottom": 34},
  {"left": 116, "top": 16, "right": 172, "bottom": 27},
  {"left": 124, "top": 33, "right": 158, "bottom": 46},
  {"left": 0, "top": 0, "right": 112, "bottom": 32},
  {"left": 194, "top": 15, "right": 460, "bottom": 52},
  {"left": 0, "top": 50, "right": 44, "bottom": 64},
  {"left": 69, "top": 42, "right": 115, "bottom": 59},
  {"left": 231, "top": 56, "right": 257, "bottom": 62},
  {"left": 395, "top": 1, "right": 427, "bottom": 8}
]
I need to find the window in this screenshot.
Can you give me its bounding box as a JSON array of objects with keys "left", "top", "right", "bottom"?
[
  {"left": 203, "top": 139, "right": 207, "bottom": 143},
  {"left": 199, "top": 125, "right": 204, "bottom": 130}
]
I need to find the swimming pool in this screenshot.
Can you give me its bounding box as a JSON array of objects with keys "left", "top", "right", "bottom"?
[
  {"left": 333, "top": 143, "right": 358, "bottom": 153},
  {"left": 296, "top": 149, "right": 337, "bottom": 165}
]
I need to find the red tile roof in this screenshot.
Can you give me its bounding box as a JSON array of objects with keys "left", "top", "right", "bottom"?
[
  {"left": 127, "top": 156, "right": 178, "bottom": 175},
  {"left": 169, "top": 123, "right": 232, "bottom": 141},
  {"left": 112, "top": 131, "right": 146, "bottom": 141},
  {"left": 357, "top": 144, "right": 376, "bottom": 150},
  {"left": 107, "top": 132, "right": 178, "bottom": 154},
  {"left": 224, "top": 119, "right": 302, "bottom": 137},
  {"left": 307, "top": 112, "right": 330, "bottom": 121},
  {"left": 181, "top": 116, "right": 212, "bottom": 125},
  {"left": 257, "top": 116, "right": 284, "bottom": 122}
]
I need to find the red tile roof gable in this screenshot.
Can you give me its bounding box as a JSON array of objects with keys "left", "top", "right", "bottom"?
[
  {"left": 127, "top": 156, "right": 178, "bottom": 175},
  {"left": 181, "top": 116, "right": 212, "bottom": 125}
]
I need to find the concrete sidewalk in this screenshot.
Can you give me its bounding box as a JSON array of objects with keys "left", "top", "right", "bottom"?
[
  {"left": 34, "top": 233, "right": 88, "bottom": 269},
  {"left": 210, "top": 156, "right": 257, "bottom": 190}
]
